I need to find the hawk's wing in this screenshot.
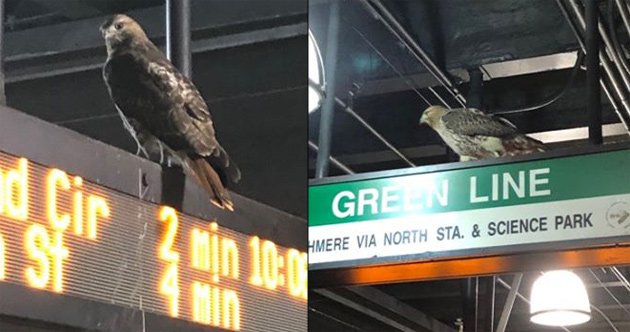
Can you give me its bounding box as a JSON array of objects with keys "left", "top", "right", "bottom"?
[
  {"left": 441, "top": 108, "right": 517, "bottom": 137},
  {"left": 145, "top": 57, "right": 219, "bottom": 156}
]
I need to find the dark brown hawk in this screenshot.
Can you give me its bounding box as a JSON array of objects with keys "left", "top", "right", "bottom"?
[
  {"left": 100, "top": 14, "right": 240, "bottom": 210},
  {"left": 419, "top": 105, "right": 546, "bottom": 161}
]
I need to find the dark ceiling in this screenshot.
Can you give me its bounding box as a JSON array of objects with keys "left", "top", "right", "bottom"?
[
  {"left": 308, "top": 0, "right": 630, "bottom": 331},
  {"left": 3, "top": 0, "right": 307, "bottom": 219},
  {"left": 308, "top": 0, "right": 629, "bottom": 176},
  {"left": 4, "top": 0, "right": 163, "bottom": 30}
]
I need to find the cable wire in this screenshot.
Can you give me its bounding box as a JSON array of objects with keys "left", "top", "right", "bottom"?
[
  {"left": 492, "top": 50, "right": 585, "bottom": 115},
  {"left": 359, "top": 0, "right": 466, "bottom": 107},
  {"left": 350, "top": 25, "right": 434, "bottom": 107},
  {"left": 335, "top": 96, "right": 416, "bottom": 167},
  {"left": 591, "top": 304, "right": 620, "bottom": 332},
  {"left": 589, "top": 269, "right": 630, "bottom": 317},
  {"left": 608, "top": 0, "right": 630, "bottom": 79},
  {"left": 610, "top": 266, "right": 630, "bottom": 293}
]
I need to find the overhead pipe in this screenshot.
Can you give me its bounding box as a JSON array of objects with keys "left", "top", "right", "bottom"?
[
  {"left": 462, "top": 277, "right": 479, "bottom": 332},
  {"left": 463, "top": 68, "right": 483, "bottom": 330},
  {"left": 585, "top": 0, "right": 603, "bottom": 144},
  {"left": 601, "top": 77, "right": 628, "bottom": 131},
  {"left": 596, "top": 8, "right": 630, "bottom": 93},
  {"left": 559, "top": 0, "right": 629, "bottom": 131},
  {"left": 487, "top": 276, "right": 496, "bottom": 332},
  {"left": 360, "top": 0, "right": 467, "bottom": 107},
  {"left": 315, "top": 0, "right": 341, "bottom": 178},
  {"left": 166, "top": 0, "right": 191, "bottom": 77},
  {"left": 614, "top": 0, "right": 630, "bottom": 41},
  {"left": 559, "top": 0, "right": 630, "bottom": 130},
  {"left": 609, "top": 0, "right": 630, "bottom": 78},
  {"left": 566, "top": 0, "right": 628, "bottom": 104}
]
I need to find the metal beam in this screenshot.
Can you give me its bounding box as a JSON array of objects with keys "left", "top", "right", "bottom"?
[
  {"left": 528, "top": 122, "right": 629, "bottom": 142},
  {"left": 27, "top": 0, "right": 101, "bottom": 19},
  {"left": 4, "top": 1, "right": 305, "bottom": 60},
  {"left": 615, "top": 0, "right": 630, "bottom": 42},
  {"left": 3, "top": 1, "right": 306, "bottom": 82},
  {"left": 315, "top": 1, "right": 340, "bottom": 178},
  {"left": 308, "top": 145, "right": 446, "bottom": 168},
  {"left": 562, "top": 0, "right": 630, "bottom": 126},
  {"left": 585, "top": 0, "right": 602, "bottom": 144},
  {"left": 479, "top": 276, "right": 496, "bottom": 332},
  {"left": 307, "top": 123, "right": 629, "bottom": 171},
  {"left": 346, "top": 286, "right": 456, "bottom": 332},
  {"left": 310, "top": 239, "right": 630, "bottom": 287},
  {"left": 5, "top": 22, "right": 306, "bottom": 84},
  {"left": 358, "top": 51, "right": 580, "bottom": 97},
  {"left": 314, "top": 289, "right": 422, "bottom": 332},
  {"left": 166, "top": 0, "right": 191, "bottom": 77},
  {"left": 588, "top": 281, "right": 630, "bottom": 288},
  {"left": 496, "top": 274, "right": 522, "bottom": 332},
  {"left": 462, "top": 277, "right": 479, "bottom": 332}
]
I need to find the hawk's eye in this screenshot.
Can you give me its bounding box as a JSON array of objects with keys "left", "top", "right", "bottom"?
[{"left": 114, "top": 22, "right": 124, "bottom": 30}]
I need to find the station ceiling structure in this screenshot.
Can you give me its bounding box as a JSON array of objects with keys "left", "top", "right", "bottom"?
[
  {"left": 308, "top": 0, "right": 630, "bottom": 175},
  {"left": 2, "top": 0, "right": 307, "bottom": 218},
  {"left": 308, "top": 1, "right": 630, "bottom": 331},
  {"left": 0, "top": 0, "right": 308, "bottom": 331}
]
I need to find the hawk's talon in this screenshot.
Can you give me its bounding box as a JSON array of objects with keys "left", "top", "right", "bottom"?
[
  {"left": 135, "top": 144, "right": 150, "bottom": 159},
  {"left": 116, "top": 104, "right": 150, "bottom": 159},
  {"left": 157, "top": 140, "right": 165, "bottom": 164}
]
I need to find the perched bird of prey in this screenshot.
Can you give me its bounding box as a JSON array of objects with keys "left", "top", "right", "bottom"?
[
  {"left": 419, "top": 105, "right": 546, "bottom": 161},
  {"left": 100, "top": 14, "right": 240, "bottom": 210}
]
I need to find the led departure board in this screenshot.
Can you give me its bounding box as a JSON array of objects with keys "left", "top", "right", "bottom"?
[{"left": 0, "top": 151, "right": 307, "bottom": 331}]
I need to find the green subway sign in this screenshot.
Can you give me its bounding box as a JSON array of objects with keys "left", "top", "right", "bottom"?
[{"left": 309, "top": 147, "right": 630, "bottom": 267}]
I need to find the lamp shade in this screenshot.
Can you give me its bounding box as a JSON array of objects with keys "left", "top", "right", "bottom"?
[
  {"left": 308, "top": 30, "right": 324, "bottom": 113},
  {"left": 530, "top": 270, "right": 591, "bottom": 326}
]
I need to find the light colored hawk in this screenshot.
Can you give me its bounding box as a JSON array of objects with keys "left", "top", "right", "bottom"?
[
  {"left": 100, "top": 14, "right": 240, "bottom": 210},
  {"left": 419, "top": 105, "right": 546, "bottom": 161}
]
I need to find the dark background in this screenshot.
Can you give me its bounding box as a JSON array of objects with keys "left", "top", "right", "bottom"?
[{"left": 3, "top": 0, "right": 308, "bottom": 219}]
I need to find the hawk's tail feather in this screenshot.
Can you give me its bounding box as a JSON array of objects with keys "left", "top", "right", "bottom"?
[
  {"left": 207, "top": 145, "right": 241, "bottom": 185},
  {"left": 505, "top": 135, "right": 547, "bottom": 156},
  {"left": 189, "top": 157, "right": 235, "bottom": 211}
]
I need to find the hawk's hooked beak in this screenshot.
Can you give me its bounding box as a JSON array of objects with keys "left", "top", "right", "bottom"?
[
  {"left": 419, "top": 113, "right": 428, "bottom": 126},
  {"left": 99, "top": 25, "right": 108, "bottom": 38},
  {"left": 100, "top": 17, "right": 114, "bottom": 38}
]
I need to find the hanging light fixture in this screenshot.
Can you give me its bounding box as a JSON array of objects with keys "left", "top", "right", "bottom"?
[
  {"left": 308, "top": 29, "right": 325, "bottom": 113},
  {"left": 530, "top": 270, "right": 591, "bottom": 326}
]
